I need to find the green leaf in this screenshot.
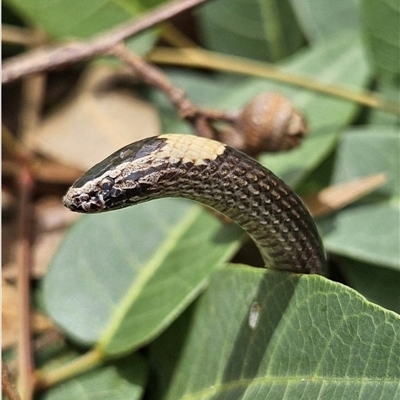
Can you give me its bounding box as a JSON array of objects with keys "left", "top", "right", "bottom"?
[
  {"left": 289, "top": 0, "right": 360, "bottom": 42},
  {"left": 197, "top": 0, "right": 304, "bottom": 62},
  {"left": 161, "top": 265, "right": 400, "bottom": 400},
  {"left": 319, "top": 126, "right": 400, "bottom": 269},
  {"left": 338, "top": 257, "right": 400, "bottom": 314},
  {"left": 41, "top": 353, "right": 148, "bottom": 400},
  {"left": 43, "top": 199, "right": 243, "bottom": 354},
  {"left": 361, "top": 0, "right": 400, "bottom": 81},
  {"left": 3, "top": 0, "right": 161, "bottom": 54}
]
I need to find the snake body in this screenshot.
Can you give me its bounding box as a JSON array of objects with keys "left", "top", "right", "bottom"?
[{"left": 63, "top": 134, "right": 326, "bottom": 274}]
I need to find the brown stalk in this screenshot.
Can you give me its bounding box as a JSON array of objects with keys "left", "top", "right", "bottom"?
[
  {"left": 16, "top": 161, "right": 36, "bottom": 400},
  {"left": 12, "top": 29, "right": 48, "bottom": 399},
  {"left": 111, "top": 43, "right": 235, "bottom": 139}
]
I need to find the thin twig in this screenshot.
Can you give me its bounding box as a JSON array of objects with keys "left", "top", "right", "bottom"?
[
  {"left": 16, "top": 162, "right": 35, "bottom": 400},
  {"left": 2, "top": 0, "right": 210, "bottom": 84},
  {"left": 111, "top": 43, "right": 239, "bottom": 139},
  {"left": 111, "top": 44, "right": 196, "bottom": 117},
  {"left": 16, "top": 36, "right": 45, "bottom": 397}
]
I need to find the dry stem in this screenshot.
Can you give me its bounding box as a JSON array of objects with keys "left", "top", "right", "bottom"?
[{"left": 2, "top": 0, "right": 210, "bottom": 84}]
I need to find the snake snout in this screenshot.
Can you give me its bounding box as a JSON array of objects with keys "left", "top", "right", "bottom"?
[{"left": 63, "top": 190, "right": 105, "bottom": 213}]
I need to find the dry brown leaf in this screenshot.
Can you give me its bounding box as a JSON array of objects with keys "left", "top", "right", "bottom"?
[
  {"left": 304, "top": 173, "right": 388, "bottom": 218},
  {"left": 26, "top": 65, "right": 161, "bottom": 170}
]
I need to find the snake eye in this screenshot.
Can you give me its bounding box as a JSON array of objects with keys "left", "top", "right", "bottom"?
[{"left": 100, "top": 177, "right": 114, "bottom": 191}]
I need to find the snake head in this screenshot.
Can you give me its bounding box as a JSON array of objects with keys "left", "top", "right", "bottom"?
[
  {"left": 63, "top": 166, "right": 161, "bottom": 213},
  {"left": 63, "top": 134, "right": 223, "bottom": 213},
  {"left": 63, "top": 137, "right": 170, "bottom": 213}
]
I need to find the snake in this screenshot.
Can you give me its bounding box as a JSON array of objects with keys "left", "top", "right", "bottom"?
[{"left": 63, "top": 134, "right": 326, "bottom": 274}]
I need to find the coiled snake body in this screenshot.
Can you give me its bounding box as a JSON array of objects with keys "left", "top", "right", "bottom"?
[{"left": 63, "top": 134, "right": 326, "bottom": 274}]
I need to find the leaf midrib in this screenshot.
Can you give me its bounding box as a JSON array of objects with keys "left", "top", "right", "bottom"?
[{"left": 96, "top": 206, "right": 202, "bottom": 350}]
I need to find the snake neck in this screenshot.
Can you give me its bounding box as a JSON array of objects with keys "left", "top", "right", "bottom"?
[{"left": 157, "top": 146, "right": 326, "bottom": 274}]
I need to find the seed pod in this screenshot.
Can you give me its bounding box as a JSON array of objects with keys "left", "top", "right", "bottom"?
[{"left": 237, "top": 92, "right": 308, "bottom": 154}]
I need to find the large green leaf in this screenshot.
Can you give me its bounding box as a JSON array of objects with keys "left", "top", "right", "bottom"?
[
  {"left": 289, "top": 0, "right": 360, "bottom": 42},
  {"left": 319, "top": 126, "right": 400, "bottom": 269},
  {"left": 160, "top": 265, "right": 400, "bottom": 399},
  {"left": 361, "top": 0, "right": 400, "bottom": 81},
  {"left": 197, "top": 0, "right": 304, "bottom": 62},
  {"left": 40, "top": 353, "right": 148, "bottom": 400},
  {"left": 44, "top": 199, "right": 243, "bottom": 354},
  {"left": 3, "top": 0, "right": 162, "bottom": 54}
]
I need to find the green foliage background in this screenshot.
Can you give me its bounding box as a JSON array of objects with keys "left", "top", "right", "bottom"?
[{"left": 3, "top": 0, "right": 399, "bottom": 398}]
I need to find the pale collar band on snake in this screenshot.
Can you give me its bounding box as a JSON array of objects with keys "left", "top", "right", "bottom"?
[{"left": 63, "top": 134, "right": 326, "bottom": 275}]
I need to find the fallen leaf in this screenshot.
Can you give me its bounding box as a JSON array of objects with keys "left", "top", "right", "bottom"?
[
  {"left": 26, "top": 65, "right": 161, "bottom": 170},
  {"left": 304, "top": 173, "right": 388, "bottom": 218}
]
